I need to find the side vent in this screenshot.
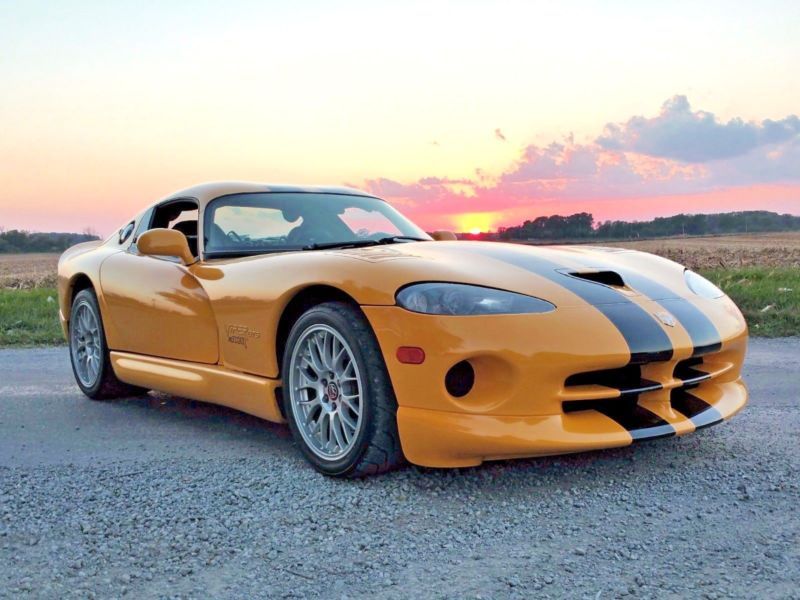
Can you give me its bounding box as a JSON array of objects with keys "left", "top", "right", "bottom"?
[{"left": 570, "top": 270, "right": 625, "bottom": 287}]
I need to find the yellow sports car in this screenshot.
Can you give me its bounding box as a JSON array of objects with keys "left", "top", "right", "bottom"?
[{"left": 58, "top": 182, "right": 748, "bottom": 476}]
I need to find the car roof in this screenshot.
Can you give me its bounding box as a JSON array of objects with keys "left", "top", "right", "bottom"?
[{"left": 153, "top": 181, "right": 379, "bottom": 210}]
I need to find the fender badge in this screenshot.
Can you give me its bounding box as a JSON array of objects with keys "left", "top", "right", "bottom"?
[
  {"left": 227, "top": 325, "right": 261, "bottom": 348},
  {"left": 655, "top": 311, "right": 677, "bottom": 327}
]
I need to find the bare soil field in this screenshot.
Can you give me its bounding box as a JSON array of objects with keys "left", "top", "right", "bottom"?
[
  {"left": 1, "top": 233, "right": 799, "bottom": 289},
  {"left": 0, "top": 253, "right": 59, "bottom": 289},
  {"left": 607, "top": 231, "right": 800, "bottom": 270}
]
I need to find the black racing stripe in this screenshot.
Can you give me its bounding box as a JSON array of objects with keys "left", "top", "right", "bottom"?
[
  {"left": 554, "top": 253, "right": 722, "bottom": 356},
  {"left": 471, "top": 246, "right": 674, "bottom": 364},
  {"left": 629, "top": 424, "right": 677, "bottom": 441},
  {"left": 592, "top": 402, "right": 676, "bottom": 441},
  {"left": 616, "top": 272, "right": 722, "bottom": 357},
  {"left": 690, "top": 342, "right": 723, "bottom": 358},
  {"left": 691, "top": 407, "right": 724, "bottom": 430},
  {"left": 594, "top": 304, "right": 673, "bottom": 364},
  {"left": 670, "top": 390, "right": 724, "bottom": 429}
]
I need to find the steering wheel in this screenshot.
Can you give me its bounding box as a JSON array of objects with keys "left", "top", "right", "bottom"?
[{"left": 226, "top": 230, "right": 242, "bottom": 242}]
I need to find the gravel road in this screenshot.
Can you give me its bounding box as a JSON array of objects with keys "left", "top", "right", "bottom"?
[{"left": 1, "top": 340, "right": 798, "bottom": 599}]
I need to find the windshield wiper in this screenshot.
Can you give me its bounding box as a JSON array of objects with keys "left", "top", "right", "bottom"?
[
  {"left": 302, "top": 239, "right": 381, "bottom": 251},
  {"left": 302, "top": 236, "right": 429, "bottom": 251},
  {"left": 376, "top": 236, "right": 429, "bottom": 243}
]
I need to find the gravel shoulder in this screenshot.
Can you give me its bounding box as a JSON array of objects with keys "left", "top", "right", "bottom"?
[{"left": 1, "top": 340, "right": 799, "bottom": 599}]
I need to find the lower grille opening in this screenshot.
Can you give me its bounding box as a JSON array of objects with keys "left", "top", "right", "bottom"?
[
  {"left": 563, "top": 396, "right": 636, "bottom": 414},
  {"left": 670, "top": 389, "right": 723, "bottom": 429},
  {"left": 565, "top": 365, "right": 641, "bottom": 389},
  {"left": 565, "top": 365, "right": 661, "bottom": 399},
  {"left": 674, "top": 357, "right": 711, "bottom": 388},
  {"left": 563, "top": 396, "right": 674, "bottom": 440}
]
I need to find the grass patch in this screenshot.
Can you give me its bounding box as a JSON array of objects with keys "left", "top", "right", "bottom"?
[
  {"left": 0, "top": 287, "right": 64, "bottom": 346},
  {"left": 0, "top": 268, "right": 796, "bottom": 348},
  {"left": 701, "top": 267, "right": 800, "bottom": 337}
]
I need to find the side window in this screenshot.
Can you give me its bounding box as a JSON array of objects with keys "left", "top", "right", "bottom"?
[
  {"left": 150, "top": 200, "right": 199, "bottom": 257},
  {"left": 131, "top": 200, "right": 199, "bottom": 257},
  {"left": 132, "top": 208, "right": 154, "bottom": 243},
  {"left": 118, "top": 221, "right": 135, "bottom": 245}
]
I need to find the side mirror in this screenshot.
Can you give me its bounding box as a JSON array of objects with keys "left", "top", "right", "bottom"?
[
  {"left": 137, "top": 228, "right": 196, "bottom": 265},
  {"left": 431, "top": 230, "right": 457, "bottom": 241}
]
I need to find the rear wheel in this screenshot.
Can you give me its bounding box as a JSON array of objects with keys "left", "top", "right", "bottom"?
[
  {"left": 69, "top": 288, "right": 144, "bottom": 400},
  {"left": 282, "top": 301, "right": 404, "bottom": 477}
]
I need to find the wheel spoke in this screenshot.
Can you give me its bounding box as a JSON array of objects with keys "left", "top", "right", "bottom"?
[
  {"left": 320, "top": 332, "right": 332, "bottom": 370},
  {"left": 303, "top": 404, "right": 318, "bottom": 423},
  {"left": 320, "top": 412, "right": 331, "bottom": 448},
  {"left": 295, "top": 370, "right": 317, "bottom": 390},
  {"left": 341, "top": 396, "right": 360, "bottom": 417},
  {"left": 339, "top": 413, "right": 353, "bottom": 444},
  {"left": 81, "top": 310, "right": 92, "bottom": 334},
  {"left": 330, "top": 413, "right": 346, "bottom": 449},
  {"left": 298, "top": 396, "right": 320, "bottom": 408},
  {"left": 307, "top": 339, "right": 326, "bottom": 373},
  {"left": 331, "top": 337, "right": 344, "bottom": 369},
  {"left": 339, "top": 408, "right": 358, "bottom": 433},
  {"left": 315, "top": 333, "right": 329, "bottom": 369}
]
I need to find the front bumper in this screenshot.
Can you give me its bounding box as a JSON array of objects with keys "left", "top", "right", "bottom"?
[
  {"left": 363, "top": 298, "right": 748, "bottom": 468},
  {"left": 396, "top": 379, "right": 746, "bottom": 467}
]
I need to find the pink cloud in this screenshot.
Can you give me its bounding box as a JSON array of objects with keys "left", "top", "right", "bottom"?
[{"left": 364, "top": 96, "right": 800, "bottom": 231}]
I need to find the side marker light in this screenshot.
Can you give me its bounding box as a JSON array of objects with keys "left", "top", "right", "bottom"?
[{"left": 397, "top": 346, "right": 425, "bottom": 364}]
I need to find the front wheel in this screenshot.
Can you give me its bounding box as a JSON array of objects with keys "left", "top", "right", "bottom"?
[
  {"left": 69, "top": 288, "right": 144, "bottom": 400},
  {"left": 282, "top": 302, "right": 404, "bottom": 477}
]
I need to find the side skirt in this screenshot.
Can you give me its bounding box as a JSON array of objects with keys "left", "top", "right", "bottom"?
[{"left": 110, "top": 351, "right": 284, "bottom": 423}]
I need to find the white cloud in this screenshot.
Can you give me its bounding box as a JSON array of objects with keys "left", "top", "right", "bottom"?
[{"left": 596, "top": 95, "right": 800, "bottom": 163}]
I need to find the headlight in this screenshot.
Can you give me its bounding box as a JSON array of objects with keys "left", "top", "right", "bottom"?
[
  {"left": 396, "top": 283, "right": 555, "bottom": 315},
  {"left": 684, "top": 270, "right": 724, "bottom": 299}
]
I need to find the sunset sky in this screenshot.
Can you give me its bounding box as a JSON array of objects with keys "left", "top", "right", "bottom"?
[{"left": 1, "top": 0, "right": 799, "bottom": 235}]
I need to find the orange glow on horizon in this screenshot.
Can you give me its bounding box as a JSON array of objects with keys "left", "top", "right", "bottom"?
[
  {"left": 454, "top": 212, "right": 499, "bottom": 234},
  {"left": 387, "top": 184, "right": 800, "bottom": 235}
]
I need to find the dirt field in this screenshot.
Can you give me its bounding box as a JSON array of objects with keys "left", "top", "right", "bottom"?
[
  {"left": 608, "top": 231, "right": 800, "bottom": 270},
  {"left": 0, "top": 253, "right": 59, "bottom": 289},
  {"left": 1, "top": 232, "right": 799, "bottom": 289}
]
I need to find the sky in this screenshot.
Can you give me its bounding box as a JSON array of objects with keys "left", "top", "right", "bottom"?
[{"left": 0, "top": 0, "right": 798, "bottom": 235}]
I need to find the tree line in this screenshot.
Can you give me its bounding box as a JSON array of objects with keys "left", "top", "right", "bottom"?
[
  {"left": 0, "top": 230, "right": 101, "bottom": 253},
  {"left": 496, "top": 211, "right": 800, "bottom": 241}
]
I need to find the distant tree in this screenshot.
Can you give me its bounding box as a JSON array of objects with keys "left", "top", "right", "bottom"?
[
  {"left": 0, "top": 230, "right": 101, "bottom": 254},
  {"left": 500, "top": 211, "right": 800, "bottom": 242}
]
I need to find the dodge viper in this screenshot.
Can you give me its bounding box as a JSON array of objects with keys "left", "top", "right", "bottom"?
[{"left": 58, "top": 182, "right": 748, "bottom": 476}]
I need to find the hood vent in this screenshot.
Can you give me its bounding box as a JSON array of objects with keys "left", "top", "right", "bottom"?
[{"left": 570, "top": 270, "right": 625, "bottom": 287}]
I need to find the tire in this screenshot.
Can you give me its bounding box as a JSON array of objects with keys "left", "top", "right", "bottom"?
[
  {"left": 281, "top": 301, "right": 404, "bottom": 477},
  {"left": 69, "top": 288, "right": 144, "bottom": 400}
]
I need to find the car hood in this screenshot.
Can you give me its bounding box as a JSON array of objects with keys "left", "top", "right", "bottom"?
[{"left": 324, "top": 240, "right": 694, "bottom": 308}]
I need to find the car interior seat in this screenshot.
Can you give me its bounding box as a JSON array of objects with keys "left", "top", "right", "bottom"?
[{"left": 171, "top": 220, "right": 199, "bottom": 257}]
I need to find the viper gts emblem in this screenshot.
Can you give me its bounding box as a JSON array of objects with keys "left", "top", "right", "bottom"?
[{"left": 227, "top": 324, "right": 261, "bottom": 348}]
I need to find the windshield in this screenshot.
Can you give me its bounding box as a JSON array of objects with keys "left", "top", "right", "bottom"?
[{"left": 203, "top": 192, "right": 430, "bottom": 256}]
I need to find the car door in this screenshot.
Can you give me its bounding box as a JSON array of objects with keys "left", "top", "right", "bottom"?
[{"left": 99, "top": 200, "right": 219, "bottom": 364}]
